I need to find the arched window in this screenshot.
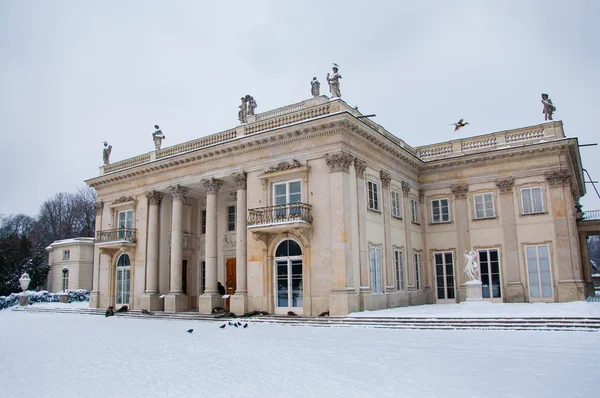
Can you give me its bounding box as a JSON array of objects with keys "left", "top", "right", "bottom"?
[
  {"left": 274, "top": 240, "right": 303, "bottom": 314},
  {"left": 116, "top": 254, "right": 131, "bottom": 305}
]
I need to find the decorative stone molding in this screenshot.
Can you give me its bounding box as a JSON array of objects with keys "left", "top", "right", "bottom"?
[
  {"left": 353, "top": 158, "right": 367, "bottom": 177},
  {"left": 545, "top": 170, "right": 571, "bottom": 187},
  {"left": 232, "top": 171, "right": 247, "bottom": 190},
  {"left": 223, "top": 233, "right": 236, "bottom": 250},
  {"left": 401, "top": 181, "right": 410, "bottom": 197},
  {"left": 197, "top": 236, "right": 205, "bottom": 257},
  {"left": 113, "top": 196, "right": 135, "bottom": 205},
  {"left": 94, "top": 201, "right": 104, "bottom": 215},
  {"left": 495, "top": 178, "right": 515, "bottom": 194},
  {"left": 251, "top": 231, "right": 271, "bottom": 250},
  {"left": 325, "top": 152, "right": 354, "bottom": 173},
  {"left": 201, "top": 178, "right": 223, "bottom": 194},
  {"left": 451, "top": 184, "right": 468, "bottom": 199},
  {"left": 145, "top": 190, "right": 164, "bottom": 205},
  {"left": 229, "top": 192, "right": 237, "bottom": 201},
  {"left": 264, "top": 160, "right": 301, "bottom": 174},
  {"left": 380, "top": 171, "right": 391, "bottom": 188},
  {"left": 183, "top": 233, "right": 195, "bottom": 253},
  {"left": 168, "top": 185, "right": 188, "bottom": 200},
  {"left": 419, "top": 189, "right": 425, "bottom": 203}
]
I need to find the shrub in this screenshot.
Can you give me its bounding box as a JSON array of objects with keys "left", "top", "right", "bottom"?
[{"left": 0, "top": 289, "right": 90, "bottom": 311}]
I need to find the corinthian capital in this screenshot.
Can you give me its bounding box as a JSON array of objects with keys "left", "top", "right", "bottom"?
[
  {"left": 380, "top": 170, "right": 391, "bottom": 188},
  {"left": 545, "top": 170, "right": 571, "bottom": 187},
  {"left": 353, "top": 158, "right": 367, "bottom": 177},
  {"left": 94, "top": 201, "right": 104, "bottom": 215},
  {"left": 146, "top": 190, "right": 164, "bottom": 205},
  {"left": 168, "top": 185, "right": 188, "bottom": 200},
  {"left": 495, "top": 178, "right": 514, "bottom": 194},
  {"left": 201, "top": 177, "right": 224, "bottom": 194},
  {"left": 232, "top": 172, "right": 247, "bottom": 190},
  {"left": 451, "top": 184, "right": 468, "bottom": 199},
  {"left": 401, "top": 181, "right": 410, "bottom": 197},
  {"left": 325, "top": 152, "right": 354, "bottom": 173}
]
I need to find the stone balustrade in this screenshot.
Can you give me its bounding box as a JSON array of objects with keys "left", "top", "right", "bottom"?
[
  {"left": 104, "top": 154, "right": 152, "bottom": 173},
  {"left": 95, "top": 228, "right": 137, "bottom": 243},
  {"left": 248, "top": 203, "right": 313, "bottom": 227},
  {"left": 244, "top": 104, "right": 331, "bottom": 135},
  {"left": 156, "top": 129, "right": 237, "bottom": 160}
]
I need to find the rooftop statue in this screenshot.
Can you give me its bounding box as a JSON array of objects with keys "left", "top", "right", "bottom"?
[
  {"left": 326, "top": 63, "right": 342, "bottom": 98},
  {"left": 311, "top": 77, "right": 320, "bottom": 97},
  {"left": 247, "top": 95, "right": 257, "bottom": 116},
  {"left": 102, "top": 141, "right": 112, "bottom": 165},
  {"left": 238, "top": 96, "right": 248, "bottom": 124},
  {"left": 541, "top": 93, "right": 556, "bottom": 121},
  {"left": 153, "top": 125, "right": 166, "bottom": 150}
]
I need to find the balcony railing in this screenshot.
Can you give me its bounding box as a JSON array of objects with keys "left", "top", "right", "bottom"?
[
  {"left": 248, "top": 203, "right": 312, "bottom": 227},
  {"left": 582, "top": 210, "right": 600, "bottom": 221},
  {"left": 95, "top": 228, "right": 137, "bottom": 243}
]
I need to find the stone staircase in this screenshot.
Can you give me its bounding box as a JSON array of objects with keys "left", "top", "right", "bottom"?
[{"left": 17, "top": 306, "right": 600, "bottom": 332}]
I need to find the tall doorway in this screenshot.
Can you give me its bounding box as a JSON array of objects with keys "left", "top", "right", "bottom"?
[
  {"left": 274, "top": 239, "right": 303, "bottom": 315},
  {"left": 434, "top": 251, "right": 456, "bottom": 303},
  {"left": 225, "top": 258, "right": 236, "bottom": 310}
]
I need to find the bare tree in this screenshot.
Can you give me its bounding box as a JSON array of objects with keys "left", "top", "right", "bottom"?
[{"left": 0, "top": 214, "right": 35, "bottom": 237}]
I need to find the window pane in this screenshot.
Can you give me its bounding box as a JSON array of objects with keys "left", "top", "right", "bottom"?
[
  {"left": 484, "top": 194, "right": 494, "bottom": 217},
  {"left": 475, "top": 195, "right": 484, "bottom": 218},
  {"left": 441, "top": 199, "right": 449, "bottom": 221},
  {"left": 538, "top": 246, "right": 552, "bottom": 297},
  {"left": 289, "top": 181, "right": 301, "bottom": 196},
  {"left": 532, "top": 188, "right": 544, "bottom": 213},
  {"left": 291, "top": 260, "right": 303, "bottom": 307},
  {"left": 522, "top": 189, "right": 532, "bottom": 214},
  {"left": 432, "top": 200, "right": 440, "bottom": 222},
  {"left": 526, "top": 247, "right": 540, "bottom": 297}
]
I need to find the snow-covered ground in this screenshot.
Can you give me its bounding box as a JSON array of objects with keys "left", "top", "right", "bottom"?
[
  {"left": 1, "top": 310, "right": 599, "bottom": 398},
  {"left": 348, "top": 301, "right": 600, "bottom": 318}
]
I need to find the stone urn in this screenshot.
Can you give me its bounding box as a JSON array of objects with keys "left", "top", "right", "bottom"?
[{"left": 18, "top": 272, "right": 31, "bottom": 306}]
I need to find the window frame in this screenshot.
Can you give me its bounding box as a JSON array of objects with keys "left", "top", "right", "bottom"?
[
  {"left": 520, "top": 187, "right": 545, "bottom": 215},
  {"left": 391, "top": 190, "right": 402, "bottom": 219},
  {"left": 367, "top": 180, "right": 380, "bottom": 212},
  {"left": 62, "top": 268, "right": 69, "bottom": 291},
  {"left": 473, "top": 192, "right": 495, "bottom": 219},
  {"left": 370, "top": 246, "right": 383, "bottom": 293},
  {"left": 394, "top": 249, "right": 405, "bottom": 291},
  {"left": 431, "top": 198, "right": 450, "bottom": 223},
  {"left": 414, "top": 251, "right": 423, "bottom": 290},
  {"left": 63, "top": 250, "right": 70, "bottom": 261},
  {"left": 227, "top": 205, "right": 236, "bottom": 232},
  {"left": 200, "top": 209, "right": 207, "bottom": 235},
  {"left": 411, "top": 198, "right": 420, "bottom": 224}
]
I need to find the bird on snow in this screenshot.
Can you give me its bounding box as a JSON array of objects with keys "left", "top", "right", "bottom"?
[
  {"left": 237, "top": 321, "right": 242, "bottom": 327},
  {"left": 186, "top": 329, "right": 194, "bottom": 333},
  {"left": 228, "top": 322, "right": 233, "bottom": 326},
  {"left": 233, "top": 323, "right": 239, "bottom": 328},
  {"left": 243, "top": 323, "right": 248, "bottom": 329},
  {"left": 451, "top": 119, "right": 469, "bottom": 132},
  {"left": 219, "top": 324, "right": 226, "bottom": 329}
]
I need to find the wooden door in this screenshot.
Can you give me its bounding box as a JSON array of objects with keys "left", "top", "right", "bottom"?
[{"left": 225, "top": 258, "right": 236, "bottom": 310}]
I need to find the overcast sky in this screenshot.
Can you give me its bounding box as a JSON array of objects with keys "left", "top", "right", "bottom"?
[{"left": 1, "top": 1, "right": 599, "bottom": 217}]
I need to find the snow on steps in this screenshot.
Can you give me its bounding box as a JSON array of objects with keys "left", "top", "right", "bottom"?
[{"left": 18, "top": 306, "right": 600, "bottom": 332}]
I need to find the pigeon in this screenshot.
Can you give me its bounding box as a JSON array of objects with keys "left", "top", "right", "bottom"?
[
  {"left": 243, "top": 323, "right": 248, "bottom": 329},
  {"left": 219, "top": 324, "right": 226, "bottom": 329},
  {"left": 319, "top": 311, "right": 330, "bottom": 317},
  {"left": 186, "top": 329, "right": 194, "bottom": 333},
  {"left": 237, "top": 322, "right": 242, "bottom": 327},
  {"left": 287, "top": 311, "right": 298, "bottom": 316},
  {"left": 234, "top": 323, "right": 239, "bottom": 328},
  {"left": 228, "top": 322, "right": 233, "bottom": 326},
  {"left": 450, "top": 118, "right": 469, "bottom": 132}
]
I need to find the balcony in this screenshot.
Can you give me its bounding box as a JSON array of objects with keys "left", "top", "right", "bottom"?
[
  {"left": 95, "top": 228, "right": 137, "bottom": 247},
  {"left": 248, "top": 203, "right": 312, "bottom": 233}
]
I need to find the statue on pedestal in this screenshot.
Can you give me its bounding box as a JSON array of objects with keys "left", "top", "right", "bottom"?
[
  {"left": 153, "top": 125, "right": 166, "bottom": 150},
  {"left": 463, "top": 250, "right": 480, "bottom": 281},
  {"left": 238, "top": 96, "right": 248, "bottom": 124},
  {"left": 311, "top": 77, "right": 320, "bottom": 97},
  {"left": 541, "top": 93, "right": 556, "bottom": 121},
  {"left": 247, "top": 95, "right": 257, "bottom": 116},
  {"left": 102, "top": 141, "right": 112, "bottom": 165},
  {"left": 326, "top": 63, "right": 342, "bottom": 98}
]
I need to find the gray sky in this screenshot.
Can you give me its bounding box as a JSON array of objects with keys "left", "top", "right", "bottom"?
[{"left": 1, "top": 1, "right": 599, "bottom": 217}]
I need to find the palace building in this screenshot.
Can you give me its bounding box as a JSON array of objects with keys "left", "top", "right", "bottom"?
[{"left": 85, "top": 95, "right": 591, "bottom": 316}]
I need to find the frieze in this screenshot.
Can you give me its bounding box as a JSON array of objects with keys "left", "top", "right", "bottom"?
[
  {"left": 451, "top": 184, "right": 468, "bottom": 199},
  {"left": 325, "top": 152, "right": 354, "bottom": 173},
  {"left": 264, "top": 160, "right": 301, "bottom": 174},
  {"left": 495, "top": 178, "right": 515, "bottom": 194},
  {"left": 113, "top": 196, "right": 135, "bottom": 204}
]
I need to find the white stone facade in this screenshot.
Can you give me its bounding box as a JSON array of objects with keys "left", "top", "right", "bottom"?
[
  {"left": 85, "top": 96, "right": 589, "bottom": 315},
  {"left": 46, "top": 238, "right": 95, "bottom": 292}
]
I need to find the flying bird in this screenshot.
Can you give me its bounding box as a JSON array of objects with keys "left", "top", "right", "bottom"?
[
  {"left": 186, "top": 329, "right": 194, "bottom": 333},
  {"left": 219, "top": 324, "right": 226, "bottom": 329},
  {"left": 451, "top": 119, "right": 469, "bottom": 132}
]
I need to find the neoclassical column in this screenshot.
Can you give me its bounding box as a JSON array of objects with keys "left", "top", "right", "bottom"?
[
  {"left": 90, "top": 201, "right": 104, "bottom": 308},
  {"left": 231, "top": 172, "right": 248, "bottom": 315},
  {"left": 325, "top": 152, "right": 359, "bottom": 315},
  {"left": 164, "top": 185, "right": 188, "bottom": 312},
  {"left": 141, "top": 191, "right": 163, "bottom": 311},
  {"left": 380, "top": 170, "right": 393, "bottom": 293},
  {"left": 579, "top": 232, "right": 594, "bottom": 297},
  {"left": 451, "top": 184, "right": 469, "bottom": 301},
  {"left": 495, "top": 178, "right": 524, "bottom": 302},
  {"left": 354, "top": 159, "right": 369, "bottom": 298},
  {"left": 198, "top": 177, "right": 223, "bottom": 314},
  {"left": 401, "top": 181, "right": 414, "bottom": 290}
]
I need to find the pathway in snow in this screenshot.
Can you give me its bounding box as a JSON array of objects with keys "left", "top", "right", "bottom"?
[{"left": 0, "top": 310, "right": 598, "bottom": 398}]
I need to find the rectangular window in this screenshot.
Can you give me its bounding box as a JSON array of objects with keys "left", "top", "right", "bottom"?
[
  {"left": 63, "top": 250, "right": 70, "bottom": 260},
  {"left": 478, "top": 249, "right": 501, "bottom": 299},
  {"left": 370, "top": 247, "right": 382, "bottom": 293},
  {"left": 227, "top": 205, "right": 236, "bottom": 232},
  {"left": 273, "top": 180, "right": 302, "bottom": 218},
  {"left": 411, "top": 198, "right": 419, "bottom": 224},
  {"left": 368, "top": 181, "right": 380, "bottom": 212},
  {"left": 474, "top": 193, "right": 495, "bottom": 219},
  {"left": 521, "top": 187, "right": 544, "bottom": 214},
  {"left": 391, "top": 190, "right": 402, "bottom": 218},
  {"left": 117, "top": 209, "right": 133, "bottom": 239},
  {"left": 395, "top": 250, "right": 405, "bottom": 291},
  {"left": 434, "top": 252, "right": 455, "bottom": 300},
  {"left": 414, "top": 252, "right": 423, "bottom": 290},
  {"left": 526, "top": 245, "right": 553, "bottom": 299},
  {"left": 431, "top": 198, "right": 450, "bottom": 223},
  {"left": 201, "top": 210, "right": 207, "bottom": 235},
  {"left": 200, "top": 261, "right": 206, "bottom": 294},
  {"left": 62, "top": 271, "right": 69, "bottom": 291}
]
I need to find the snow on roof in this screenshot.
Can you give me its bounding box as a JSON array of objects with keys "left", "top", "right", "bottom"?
[{"left": 46, "top": 237, "right": 95, "bottom": 250}]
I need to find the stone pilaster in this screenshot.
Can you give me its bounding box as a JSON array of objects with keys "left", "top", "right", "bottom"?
[
  {"left": 380, "top": 170, "right": 393, "bottom": 293},
  {"left": 199, "top": 177, "right": 224, "bottom": 313},
  {"left": 231, "top": 172, "right": 248, "bottom": 315},
  {"left": 141, "top": 190, "right": 163, "bottom": 311},
  {"left": 164, "top": 185, "right": 188, "bottom": 312},
  {"left": 401, "top": 181, "right": 414, "bottom": 290},
  {"left": 451, "top": 184, "right": 469, "bottom": 301},
  {"left": 495, "top": 178, "right": 524, "bottom": 302},
  {"left": 90, "top": 201, "right": 104, "bottom": 308},
  {"left": 354, "top": 159, "right": 370, "bottom": 307},
  {"left": 327, "top": 152, "right": 358, "bottom": 315}
]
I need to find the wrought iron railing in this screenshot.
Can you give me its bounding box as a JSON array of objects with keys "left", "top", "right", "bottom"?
[
  {"left": 95, "top": 228, "right": 137, "bottom": 243},
  {"left": 582, "top": 210, "right": 600, "bottom": 221},
  {"left": 248, "top": 203, "right": 312, "bottom": 226}
]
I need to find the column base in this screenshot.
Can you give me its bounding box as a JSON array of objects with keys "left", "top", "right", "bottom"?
[
  {"left": 230, "top": 293, "right": 248, "bottom": 315},
  {"left": 557, "top": 281, "right": 586, "bottom": 302},
  {"left": 198, "top": 293, "right": 223, "bottom": 314},
  {"left": 329, "top": 290, "right": 359, "bottom": 316},
  {"left": 90, "top": 291, "right": 100, "bottom": 308},
  {"left": 164, "top": 293, "right": 188, "bottom": 313},
  {"left": 140, "top": 293, "right": 164, "bottom": 311},
  {"left": 505, "top": 282, "right": 525, "bottom": 303}
]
